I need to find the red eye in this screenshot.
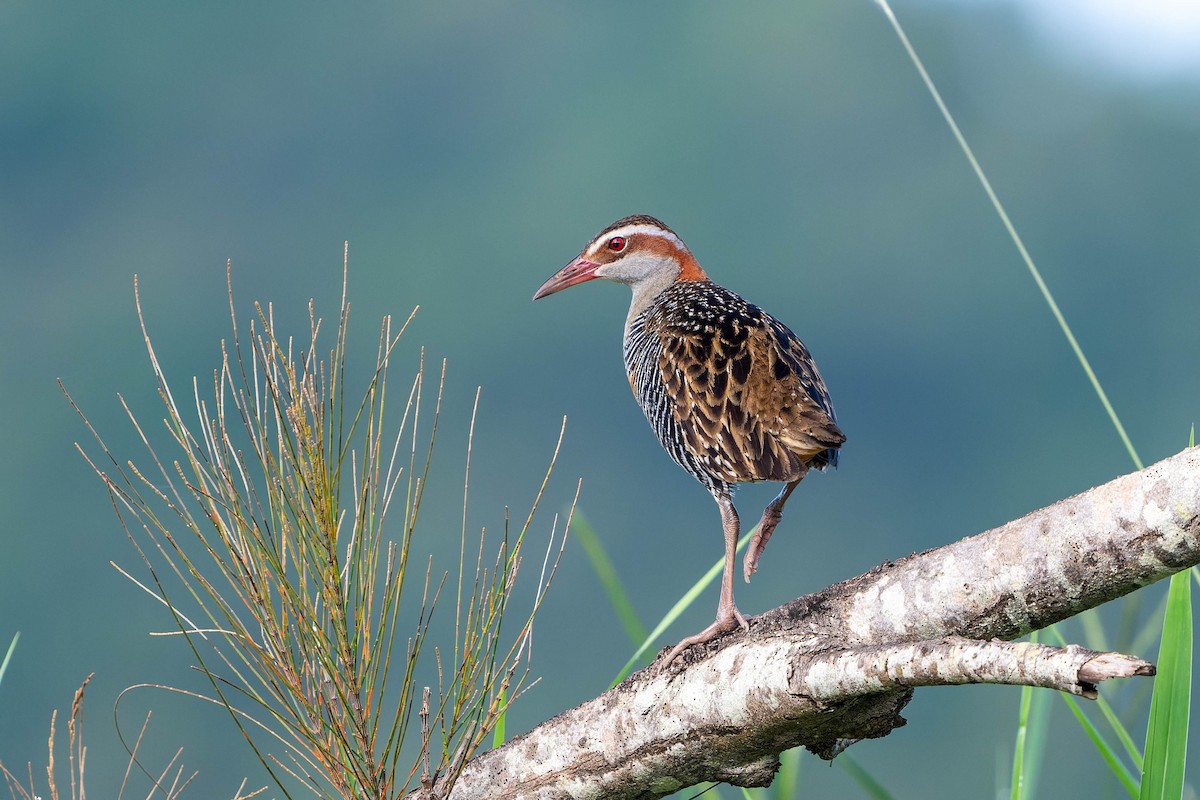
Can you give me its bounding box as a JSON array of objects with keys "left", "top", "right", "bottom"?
[{"left": 608, "top": 236, "right": 626, "bottom": 252}]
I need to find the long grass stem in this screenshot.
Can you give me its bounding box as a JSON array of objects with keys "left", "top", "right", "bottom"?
[{"left": 873, "top": 0, "right": 1143, "bottom": 471}]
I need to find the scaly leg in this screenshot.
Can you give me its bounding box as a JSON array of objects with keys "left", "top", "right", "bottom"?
[
  {"left": 663, "top": 491, "right": 747, "bottom": 666},
  {"left": 744, "top": 477, "right": 803, "bottom": 583}
]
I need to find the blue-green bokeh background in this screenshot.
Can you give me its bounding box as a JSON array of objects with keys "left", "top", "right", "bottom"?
[{"left": 3, "top": 2, "right": 1198, "bottom": 797}]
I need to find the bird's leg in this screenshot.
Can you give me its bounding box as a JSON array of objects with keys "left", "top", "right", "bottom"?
[
  {"left": 663, "top": 493, "right": 747, "bottom": 666},
  {"left": 744, "top": 477, "right": 803, "bottom": 582}
]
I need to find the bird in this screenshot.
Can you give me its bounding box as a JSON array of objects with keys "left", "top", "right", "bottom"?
[{"left": 533, "top": 214, "right": 844, "bottom": 665}]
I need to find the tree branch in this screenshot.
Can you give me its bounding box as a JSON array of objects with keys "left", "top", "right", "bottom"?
[
  {"left": 802, "top": 637, "right": 1152, "bottom": 700},
  {"left": 434, "top": 447, "right": 1200, "bottom": 799}
]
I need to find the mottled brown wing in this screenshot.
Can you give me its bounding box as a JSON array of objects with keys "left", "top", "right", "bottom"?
[
  {"left": 657, "top": 310, "right": 844, "bottom": 485},
  {"left": 754, "top": 316, "right": 845, "bottom": 467}
]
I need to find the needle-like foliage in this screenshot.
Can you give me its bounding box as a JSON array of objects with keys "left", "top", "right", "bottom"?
[{"left": 62, "top": 251, "right": 573, "bottom": 799}]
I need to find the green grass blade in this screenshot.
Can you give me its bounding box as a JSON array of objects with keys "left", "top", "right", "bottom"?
[
  {"left": 0, "top": 632, "right": 17, "bottom": 688},
  {"left": 1060, "top": 690, "right": 1140, "bottom": 798},
  {"left": 1023, "top": 680, "right": 1053, "bottom": 793},
  {"left": 492, "top": 685, "right": 507, "bottom": 748},
  {"left": 873, "top": 0, "right": 1142, "bottom": 470},
  {"left": 774, "top": 747, "right": 802, "bottom": 798},
  {"left": 573, "top": 512, "right": 647, "bottom": 646},
  {"left": 1010, "top": 632, "right": 1053, "bottom": 800},
  {"left": 1131, "top": 590, "right": 1171, "bottom": 664},
  {"left": 1139, "top": 570, "right": 1192, "bottom": 800},
  {"left": 1010, "top": 687, "right": 1035, "bottom": 799},
  {"left": 838, "top": 754, "right": 897, "bottom": 800},
  {"left": 1079, "top": 607, "right": 1111, "bottom": 654},
  {"left": 1046, "top": 624, "right": 1145, "bottom": 771},
  {"left": 1010, "top": 632, "right": 1036, "bottom": 800},
  {"left": 1097, "top": 696, "right": 1145, "bottom": 772},
  {"left": 611, "top": 529, "right": 755, "bottom": 687}
]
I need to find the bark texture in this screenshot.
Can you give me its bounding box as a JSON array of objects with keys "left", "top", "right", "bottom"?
[{"left": 437, "top": 447, "right": 1200, "bottom": 799}]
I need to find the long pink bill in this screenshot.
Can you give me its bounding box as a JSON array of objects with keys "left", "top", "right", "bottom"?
[{"left": 532, "top": 258, "right": 601, "bottom": 300}]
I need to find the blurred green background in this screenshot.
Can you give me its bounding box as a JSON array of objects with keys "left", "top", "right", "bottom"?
[{"left": 2, "top": 1, "right": 1198, "bottom": 797}]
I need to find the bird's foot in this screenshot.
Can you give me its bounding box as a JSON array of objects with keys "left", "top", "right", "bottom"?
[
  {"left": 661, "top": 607, "right": 749, "bottom": 668},
  {"left": 743, "top": 510, "right": 783, "bottom": 583}
]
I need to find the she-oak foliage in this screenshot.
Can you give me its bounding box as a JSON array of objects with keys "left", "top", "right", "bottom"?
[{"left": 52, "top": 258, "right": 573, "bottom": 800}]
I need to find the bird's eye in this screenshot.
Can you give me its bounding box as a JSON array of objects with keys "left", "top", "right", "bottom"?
[{"left": 607, "top": 236, "right": 627, "bottom": 252}]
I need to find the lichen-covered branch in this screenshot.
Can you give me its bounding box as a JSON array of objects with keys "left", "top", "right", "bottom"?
[
  {"left": 801, "top": 637, "right": 1153, "bottom": 701},
  {"left": 440, "top": 638, "right": 1152, "bottom": 799},
  {"left": 432, "top": 447, "right": 1200, "bottom": 799},
  {"left": 760, "top": 445, "right": 1200, "bottom": 646}
]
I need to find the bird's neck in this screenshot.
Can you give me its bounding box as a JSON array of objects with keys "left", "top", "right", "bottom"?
[
  {"left": 623, "top": 253, "right": 707, "bottom": 335},
  {"left": 624, "top": 273, "right": 675, "bottom": 333}
]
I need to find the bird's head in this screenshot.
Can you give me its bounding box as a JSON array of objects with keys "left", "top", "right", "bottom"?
[{"left": 533, "top": 215, "right": 708, "bottom": 301}]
